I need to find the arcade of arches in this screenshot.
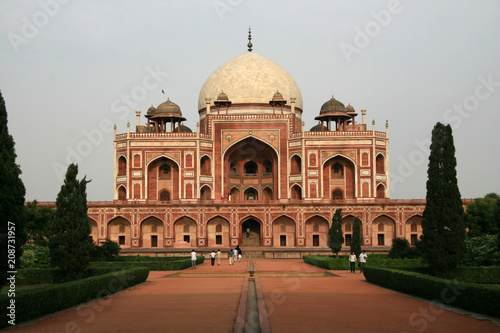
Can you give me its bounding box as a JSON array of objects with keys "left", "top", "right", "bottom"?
[{"left": 89, "top": 213, "right": 423, "bottom": 249}]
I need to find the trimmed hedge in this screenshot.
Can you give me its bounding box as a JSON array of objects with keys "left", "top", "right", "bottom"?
[
  {"left": 451, "top": 267, "right": 500, "bottom": 284},
  {"left": 0, "top": 267, "right": 149, "bottom": 329},
  {"left": 303, "top": 255, "right": 350, "bottom": 270},
  {"left": 89, "top": 256, "right": 205, "bottom": 271},
  {"left": 119, "top": 256, "right": 191, "bottom": 261},
  {"left": 363, "top": 267, "right": 500, "bottom": 318},
  {"left": 15, "top": 268, "right": 128, "bottom": 285},
  {"left": 303, "top": 254, "right": 426, "bottom": 270}
]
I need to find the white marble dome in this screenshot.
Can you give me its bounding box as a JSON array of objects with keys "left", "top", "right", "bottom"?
[{"left": 198, "top": 52, "right": 303, "bottom": 111}]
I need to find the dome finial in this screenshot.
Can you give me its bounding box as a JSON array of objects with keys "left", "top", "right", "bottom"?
[{"left": 247, "top": 26, "right": 253, "bottom": 52}]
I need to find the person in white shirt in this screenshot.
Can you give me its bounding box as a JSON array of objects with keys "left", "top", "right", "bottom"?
[
  {"left": 233, "top": 248, "right": 238, "bottom": 263},
  {"left": 191, "top": 249, "right": 197, "bottom": 269},
  {"left": 359, "top": 250, "right": 368, "bottom": 273},
  {"left": 348, "top": 252, "right": 357, "bottom": 273},
  {"left": 210, "top": 250, "right": 216, "bottom": 266}
]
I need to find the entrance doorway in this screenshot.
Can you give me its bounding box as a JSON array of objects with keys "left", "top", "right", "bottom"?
[{"left": 242, "top": 219, "right": 261, "bottom": 247}]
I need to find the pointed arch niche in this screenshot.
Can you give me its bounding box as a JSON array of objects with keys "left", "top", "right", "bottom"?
[
  {"left": 223, "top": 137, "right": 279, "bottom": 201},
  {"left": 147, "top": 156, "right": 179, "bottom": 200},
  {"left": 207, "top": 217, "right": 230, "bottom": 247},
  {"left": 141, "top": 217, "right": 164, "bottom": 248},
  {"left": 323, "top": 155, "right": 356, "bottom": 199}
]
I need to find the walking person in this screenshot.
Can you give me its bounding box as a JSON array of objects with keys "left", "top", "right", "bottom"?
[
  {"left": 216, "top": 249, "right": 221, "bottom": 266},
  {"left": 210, "top": 250, "right": 216, "bottom": 266},
  {"left": 191, "top": 249, "right": 197, "bottom": 269},
  {"left": 236, "top": 245, "right": 242, "bottom": 262},
  {"left": 359, "top": 250, "right": 367, "bottom": 273},
  {"left": 229, "top": 248, "right": 234, "bottom": 265},
  {"left": 348, "top": 251, "right": 357, "bottom": 273},
  {"left": 233, "top": 248, "right": 238, "bottom": 263}
]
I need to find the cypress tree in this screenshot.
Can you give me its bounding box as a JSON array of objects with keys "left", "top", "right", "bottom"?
[
  {"left": 0, "top": 90, "right": 26, "bottom": 291},
  {"left": 49, "top": 163, "right": 93, "bottom": 281},
  {"left": 350, "top": 217, "right": 362, "bottom": 257},
  {"left": 328, "top": 209, "right": 344, "bottom": 258},
  {"left": 421, "top": 122, "right": 465, "bottom": 276}
]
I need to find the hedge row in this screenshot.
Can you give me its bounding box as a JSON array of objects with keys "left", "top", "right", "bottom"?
[
  {"left": 89, "top": 256, "right": 205, "bottom": 271},
  {"left": 0, "top": 267, "right": 149, "bottom": 329},
  {"left": 303, "top": 255, "right": 426, "bottom": 270},
  {"left": 303, "top": 255, "right": 350, "bottom": 270},
  {"left": 451, "top": 267, "right": 500, "bottom": 284},
  {"left": 363, "top": 267, "right": 500, "bottom": 318},
  {"left": 15, "top": 268, "right": 127, "bottom": 285},
  {"left": 119, "top": 256, "right": 190, "bottom": 262}
]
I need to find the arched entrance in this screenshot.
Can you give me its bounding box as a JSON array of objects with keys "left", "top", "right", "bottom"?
[{"left": 241, "top": 218, "right": 261, "bottom": 247}]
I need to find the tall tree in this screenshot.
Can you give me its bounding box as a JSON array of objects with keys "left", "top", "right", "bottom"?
[
  {"left": 464, "top": 195, "right": 499, "bottom": 237},
  {"left": 328, "top": 209, "right": 344, "bottom": 258},
  {"left": 25, "top": 200, "right": 56, "bottom": 246},
  {"left": 350, "top": 217, "right": 362, "bottom": 257},
  {"left": 49, "top": 163, "right": 93, "bottom": 281},
  {"left": 421, "top": 122, "right": 465, "bottom": 276},
  {"left": 0, "top": 90, "right": 26, "bottom": 291}
]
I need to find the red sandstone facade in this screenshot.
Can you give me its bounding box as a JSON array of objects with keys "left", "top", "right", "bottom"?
[{"left": 87, "top": 50, "right": 427, "bottom": 251}]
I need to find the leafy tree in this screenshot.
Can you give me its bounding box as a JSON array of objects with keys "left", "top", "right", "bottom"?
[
  {"left": 485, "top": 192, "right": 499, "bottom": 199},
  {"left": 0, "top": 90, "right": 26, "bottom": 292},
  {"left": 464, "top": 194, "right": 499, "bottom": 237},
  {"left": 350, "top": 217, "right": 362, "bottom": 257},
  {"left": 20, "top": 243, "right": 51, "bottom": 268},
  {"left": 421, "top": 122, "right": 465, "bottom": 276},
  {"left": 389, "top": 238, "right": 411, "bottom": 259},
  {"left": 462, "top": 235, "right": 500, "bottom": 267},
  {"left": 91, "top": 239, "right": 121, "bottom": 261},
  {"left": 24, "top": 200, "right": 56, "bottom": 246},
  {"left": 49, "top": 163, "right": 93, "bottom": 281},
  {"left": 328, "top": 209, "right": 344, "bottom": 258}
]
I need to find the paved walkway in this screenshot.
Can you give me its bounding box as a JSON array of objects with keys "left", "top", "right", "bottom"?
[{"left": 6, "top": 259, "right": 500, "bottom": 332}]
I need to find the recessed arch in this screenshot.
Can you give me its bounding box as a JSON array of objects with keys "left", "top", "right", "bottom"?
[
  {"left": 223, "top": 136, "right": 279, "bottom": 200},
  {"left": 146, "top": 155, "right": 180, "bottom": 200},
  {"left": 244, "top": 187, "right": 259, "bottom": 201},
  {"left": 118, "top": 155, "right": 127, "bottom": 176},
  {"left": 290, "top": 184, "right": 302, "bottom": 200},
  {"left": 405, "top": 215, "right": 423, "bottom": 246},
  {"left": 376, "top": 153, "right": 385, "bottom": 174},
  {"left": 305, "top": 215, "right": 329, "bottom": 247},
  {"left": 140, "top": 216, "right": 164, "bottom": 248},
  {"left": 200, "top": 184, "right": 212, "bottom": 201},
  {"left": 207, "top": 216, "right": 230, "bottom": 248},
  {"left": 173, "top": 216, "right": 197, "bottom": 248},
  {"left": 372, "top": 215, "right": 395, "bottom": 246},
  {"left": 107, "top": 217, "right": 131, "bottom": 248},
  {"left": 117, "top": 185, "right": 127, "bottom": 200},
  {"left": 322, "top": 154, "right": 356, "bottom": 200},
  {"left": 241, "top": 216, "right": 263, "bottom": 247},
  {"left": 273, "top": 216, "right": 296, "bottom": 247},
  {"left": 89, "top": 218, "right": 98, "bottom": 244}
]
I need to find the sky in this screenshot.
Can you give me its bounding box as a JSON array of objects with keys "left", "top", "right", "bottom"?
[{"left": 1, "top": 0, "right": 499, "bottom": 202}]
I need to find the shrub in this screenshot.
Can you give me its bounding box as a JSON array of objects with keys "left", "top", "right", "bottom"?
[
  {"left": 15, "top": 267, "right": 130, "bottom": 285},
  {"left": 303, "top": 255, "right": 350, "bottom": 270},
  {"left": 363, "top": 266, "right": 500, "bottom": 318},
  {"left": 89, "top": 256, "right": 204, "bottom": 271},
  {"left": 20, "top": 244, "right": 51, "bottom": 268},
  {"left": 0, "top": 267, "right": 149, "bottom": 329},
  {"left": 463, "top": 235, "right": 500, "bottom": 266},
  {"left": 91, "top": 240, "right": 121, "bottom": 262}
]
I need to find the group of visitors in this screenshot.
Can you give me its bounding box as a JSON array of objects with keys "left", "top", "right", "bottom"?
[
  {"left": 348, "top": 250, "right": 367, "bottom": 273},
  {"left": 206, "top": 245, "right": 242, "bottom": 266},
  {"left": 227, "top": 245, "right": 242, "bottom": 265}
]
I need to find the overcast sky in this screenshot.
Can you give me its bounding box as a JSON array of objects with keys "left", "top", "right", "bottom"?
[{"left": 1, "top": 0, "right": 499, "bottom": 202}]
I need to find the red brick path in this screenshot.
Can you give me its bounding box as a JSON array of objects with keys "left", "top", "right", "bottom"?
[{"left": 6, "top": 259, "right": 500, "bottom": 333}]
